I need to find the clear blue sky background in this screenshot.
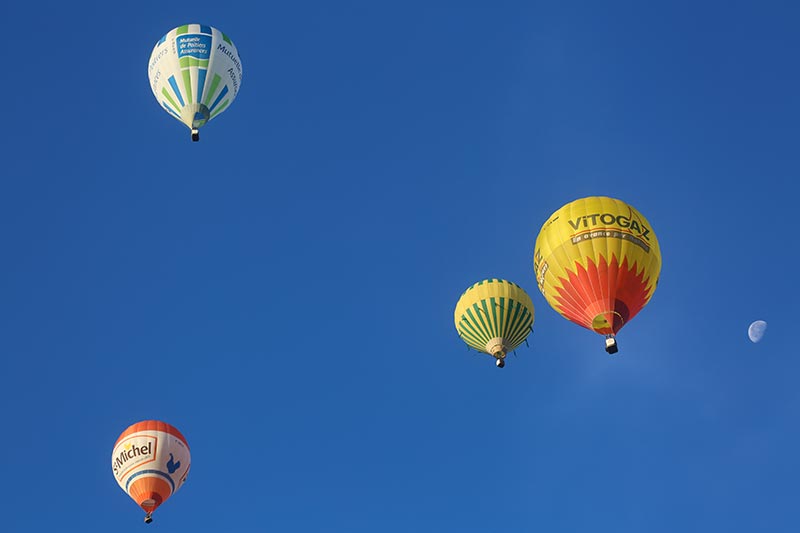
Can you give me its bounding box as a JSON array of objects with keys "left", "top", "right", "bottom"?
[{"left": 1, "top": 1, "right": 798, "bottom": 531}]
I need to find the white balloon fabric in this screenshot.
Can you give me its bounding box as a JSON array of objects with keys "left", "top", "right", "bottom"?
[
  {"left": 748, "top": 320, "right": 767, "bottom": 343},
  {"left": 148, "top": 24, "right": 242, "bottom": 136}
]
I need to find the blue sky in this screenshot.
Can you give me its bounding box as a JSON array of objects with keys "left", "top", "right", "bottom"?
[{"left": 1, "top": 1, "right": 799, "bottom": 531}]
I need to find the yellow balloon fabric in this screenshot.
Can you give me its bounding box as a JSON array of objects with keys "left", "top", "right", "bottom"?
[
  {"left": 454, "top": 279, "right": 534, "bottom": 359},
  {"left": 533, "top": 197, "right": 661, "bottom": 336}
]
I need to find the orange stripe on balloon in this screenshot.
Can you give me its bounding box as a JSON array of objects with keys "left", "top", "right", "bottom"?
[
  {"left": 115, "top": 420, "right": 189, "bottom": 449},
  {"left": 128, "top": 476, "right": 172, "bottom": 513}
]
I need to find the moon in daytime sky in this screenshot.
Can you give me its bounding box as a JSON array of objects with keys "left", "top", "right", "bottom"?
[{"left": 748, "top": 320, "right": 767, "bottom": 343}]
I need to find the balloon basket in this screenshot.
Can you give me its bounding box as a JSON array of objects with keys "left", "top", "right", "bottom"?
[{"left": 604, "top": 337, "right": 618, "bottom": 354}]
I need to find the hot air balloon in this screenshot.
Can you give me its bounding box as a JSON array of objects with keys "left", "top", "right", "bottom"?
[
  {"left": 112, "top": 420, "right": 191, "bottom": 524},
  {"left": 454, "top": 278, "right": 535, "bottom": 368},
  {"left": 148, "top": 24, "right": 243, "bottom": 141},
  {"left": 533, "top": 196, "right": 661, "bottom": 354}
]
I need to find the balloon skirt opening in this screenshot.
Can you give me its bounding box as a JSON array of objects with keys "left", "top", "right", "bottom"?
[{"left": 129, "top": 476, "right": 170, "bottom": 513}]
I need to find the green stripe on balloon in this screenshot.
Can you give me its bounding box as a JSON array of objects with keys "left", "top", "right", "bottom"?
[
  {"left": 203, "top": 74, "right": 222, "bottom": 107},
  {"left": 210, "top": 100, "right": 229, "bottom": 118},
  {"left": 161, "top": 88, "right": 180, "bottom": 113}
]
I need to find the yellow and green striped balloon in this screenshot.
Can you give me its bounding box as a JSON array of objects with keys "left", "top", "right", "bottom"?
[{"left": 454, "top": 279, "right": 534, "bottom": 367}]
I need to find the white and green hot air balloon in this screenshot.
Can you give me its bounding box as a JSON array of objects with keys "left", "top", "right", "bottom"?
[{"left": 148, "top": 24, "right": 242, "bottom": 141}]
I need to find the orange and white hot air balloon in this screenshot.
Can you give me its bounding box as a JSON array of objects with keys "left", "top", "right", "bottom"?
[{"left": 112, "top": 420, "right": 191, "bottom": 524}]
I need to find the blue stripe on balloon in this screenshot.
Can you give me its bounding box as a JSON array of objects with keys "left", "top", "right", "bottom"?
[
  {"left": 200, "top": 25, "right": 212, "bottom": 35},
  {"left": 162, "top": 102, "right": 181, "bottom": 118},
  {"left": 209, "top": 85, "right": 228, "bottom": 112},
  {"left": 125, "top": 469, "right": 175, "bottom": 493},
  {"left": 168, "top": 76, "right": 185, "bottom": 106},
  {"left": 197, "top": 68, "right": 208, "bottom": 104}
]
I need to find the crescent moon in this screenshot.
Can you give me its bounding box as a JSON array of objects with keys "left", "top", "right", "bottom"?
[{"left": 748, "top": 320, "right": 767, "bottom": 343}]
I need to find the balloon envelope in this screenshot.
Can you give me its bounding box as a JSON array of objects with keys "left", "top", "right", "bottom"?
[
  {"left": 454, "top": 278, "right": 534, "bottom": 360},
  {"left": 148, "top": 24, "right": 242, "bottom": 132},
  {"left": 533, "top": 197, "right": 661, "bottom": 339},
  {"left": 748, "top": 320, "right": 767, "bottom": 343},
  {"left": 112, "top": 420, "right": 191, "bottom": 518}
]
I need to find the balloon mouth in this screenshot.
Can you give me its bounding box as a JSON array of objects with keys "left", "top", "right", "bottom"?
[
  {"left": 485, "top": 337, "right": 509, "bottom": 359},
  {"left": 591, "top": 311, "right": 625, "bottom": 334},
  {"left": 192, "top": 109, "right": 210, "bottom": 128},
  {"left": 589, "top": 298, "right": 630, "bottom": 334},
  {"left": 132, "top": 486, "right": 166, "bottom": 512},
  {"left": 138, "top": 493, "right": 164, "bottom": 513},
  {"left": 180, "top": 104, "right": 210, "bottom": 129}
]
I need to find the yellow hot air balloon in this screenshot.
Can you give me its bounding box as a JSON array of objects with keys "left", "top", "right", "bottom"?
[
  {"left": 533, "top": 196, "right": 661, "bottom": 354},
  {"left": 454, "top": 278, "right": 534, "bottom": 367}
]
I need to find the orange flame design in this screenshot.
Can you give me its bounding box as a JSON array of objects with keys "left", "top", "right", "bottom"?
[{"left": 551, "top": 253, "right": 654, "bottom": 335}]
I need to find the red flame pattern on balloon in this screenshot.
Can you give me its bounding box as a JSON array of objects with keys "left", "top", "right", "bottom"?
[{"left": 551, "top": 254, "right": 654, "bottom": 335}]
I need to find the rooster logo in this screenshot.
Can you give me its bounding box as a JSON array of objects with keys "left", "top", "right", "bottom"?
[{"left": 167, "top": 453, "right": 181, "bottom": 474}]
